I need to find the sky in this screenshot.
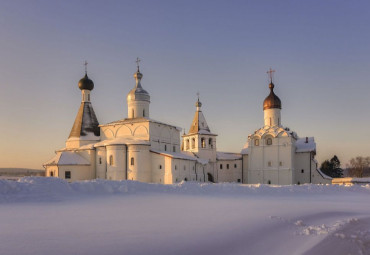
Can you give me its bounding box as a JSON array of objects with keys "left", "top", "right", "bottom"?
[{"left": 0, "top": 0, "right": 369, "bottom": 169}]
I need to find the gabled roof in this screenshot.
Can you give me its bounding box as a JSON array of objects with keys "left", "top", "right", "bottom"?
[
  {"left": 295, "top": 137, "right": 316, "bottom": 153},
  {"left": 43, "top": 151, "right": 90, "bottom": 166},
  {"left": 69, "top": 102, "right": 100, "bottom": 139}
]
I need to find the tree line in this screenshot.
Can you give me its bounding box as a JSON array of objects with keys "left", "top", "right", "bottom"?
[{"left": 320, "top": 155, "right": 370, "bottom": 178}]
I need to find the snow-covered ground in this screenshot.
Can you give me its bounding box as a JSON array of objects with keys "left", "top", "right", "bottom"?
[{"left": 1, "top": 178, "right": 370, "bottom": 255}]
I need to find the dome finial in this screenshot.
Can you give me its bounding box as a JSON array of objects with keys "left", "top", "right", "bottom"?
[
  {"left": 84, "top": 60, "right": 88, "bottom": 75},
  {"left": 267, "top": 67, "right": 275, "bottom": 84},
  {"left": 195, "top": 92, "right": 202, "bottom": 109},
  {"left": 136, "top": 57, "right": 141, "bottom": 72}
]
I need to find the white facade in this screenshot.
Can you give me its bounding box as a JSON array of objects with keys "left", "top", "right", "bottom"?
[{"left": 44, "top": 66, "right": 330, "bottom": 185}]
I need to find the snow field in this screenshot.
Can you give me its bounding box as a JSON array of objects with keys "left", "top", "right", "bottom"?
[{"left": 0, "top": 177, "right": 370, "bottom": 255}]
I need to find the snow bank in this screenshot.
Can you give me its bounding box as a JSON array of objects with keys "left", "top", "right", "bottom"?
[{"left": 1, "top": 177, "right": 370, "bottom": 203}]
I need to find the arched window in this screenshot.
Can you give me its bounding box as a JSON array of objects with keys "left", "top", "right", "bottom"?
[
  {"left": 201, "top": 138, "right": 206, "bottom": 148},
  {"left": 254, "top": 139, "right": 260, "bottom": 146},
  {"left": 266, "top": 138, "right": 272, "bottom": 145},
  {"left": 191, "top": 138, "right": 195, "bottom": 149},
  {"left": 130, "top": 157, "right": 134, "bottom": 166},
  {"left": 209, "top": 138, "right": 213, "bottom": 148},
  {"left": 186, "top": 139, "right": 190, "bottom": 150},
  {"left": 109, "top": 155, "right": 114, "bottom": 166}
]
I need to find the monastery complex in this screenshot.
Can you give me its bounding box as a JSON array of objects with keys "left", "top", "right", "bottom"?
[{"left": 44, "top": 63, "right": 331, "bottom": 185}]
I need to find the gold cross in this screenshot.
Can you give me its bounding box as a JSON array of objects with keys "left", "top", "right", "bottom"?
[{"left": 267, "top": 68, "right": 275, "bottom": 82}]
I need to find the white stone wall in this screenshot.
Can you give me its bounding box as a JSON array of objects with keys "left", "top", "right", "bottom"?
[
  {"left": 127, "top": 101, "right": 150, "bottom": 119},
  {"left": 106, "top": 145, "right": 127, "bottom": 180},
  {"left": 264, "top": 108, "right": 281, "bottom": 127},
  {"left": 127, "top": 144, "right": 151, "bottom": 182},
  {"left": 217, "top": 160, "right": 242, "bottom": 183}
]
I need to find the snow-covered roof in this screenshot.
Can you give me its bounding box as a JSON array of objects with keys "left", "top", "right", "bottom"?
[
  {"left": 102, "top": 117, "right": 182, "bottom": 131},
  {"left": 217, "top": 152, "right": 242, "bottom": 160},
  {"left": 43, "top": 152, "right": 90, "bottom": 166},
  {"left": 295, "top": 137, "right": 316, "bottom": 153},
  {"left": 94, "top": 137, "right": 150, "bottom": 147},
  {"left": 241, "top": 142, "right": 249, "bottom": 155},
  {"left": 316, "top": 168, "right": 332, "bottom": 180},
  {"left": 150, "top": 149, "right": 208, "bottom": 164}
]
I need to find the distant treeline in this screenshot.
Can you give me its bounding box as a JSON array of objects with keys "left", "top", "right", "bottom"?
[{"left": 0, "top": 168, "right": 45, "bottom": 177}]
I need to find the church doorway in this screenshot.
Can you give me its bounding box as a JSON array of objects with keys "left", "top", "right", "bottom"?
[{"left": 207, "top": 173, "right": 214, "bottom": 183}]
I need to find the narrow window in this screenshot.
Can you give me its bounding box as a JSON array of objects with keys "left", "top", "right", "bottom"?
[
  {"left": 173, "top": 146, "right": 176, "bottom": 152},
  {"left": 201, "top": 138, "right": 206, "bottom": 148},
  {"left": 209, "top": 138, "right": 213, "bottom": 148},
  {"left": 164, "top": 145, "right": 167, "bottom": 151},
  {"left": 193, "top": 166, "right": 195, "bottom": 170},
  {"left": 99, "top": 157, "right": 102, "bottom": 164},
  {"left": 132, "top": 109, "right": 134, "bottom": 118},
  {"left": 268, "top": 180, "right": 271, "bottom": 184},
  {"left": 227, "top": 164, "right": 229, "bottom": 169},
  {"left": 109, "top": 155, "right": 114, "bottom": 166},
  {"left": 234, "top": 164, "right": 237, "bottom": 168},
  {"left": 65, "top": 171, "right": 71, "bottom": 179},
  {"left": 159, "top": 165, "right": 162, "bottom": 169},
  {"left": 192, "top": 138, "right": 195, "bottom": 149},
  {"left": 186, "top": 139, "right": 189, "bottom": 150},
  {"left": 175, "top": 165, "right": 177, "bottom": 170},
  {"left": 279, "top": 161, "right": 282, "bottom": 166},
  {"left": 269, "top": 118, "right": 272, "bottom": 126},
  {"left": 88, "top": 94, "right": 90, "bottom": 101},
  {"left": 254, "top": 139, "right": 259, "bottom": 146},
  {"left": 176, "top": 178, "right": 178, "bottom": 182},
  {"left": 220, "top": 164, "right": 223, "bottom": 169},
  {"left": 266, "top": 138, "right": 272, "bottom": 145},
  {"left": 184, "top": 166, "right": 186, "bottom": 170},
  {"left": 143, "top": 109, "right": 145, "bottom": 117},
  {"left": 237, "top": 179, "right": 241, "bottom": 183},
  {"left": 130, "top": 157, "right": 134, "bottom": 166},
  {"left": 268, "top": 161, "right": 272, "bottom": 167},
  {"left": 297, "top": 182, "right": 301, "bottom": 185},
  {"left": 50, "top": 171, "right": 53, "bottom": 177},
  {"left": 301, "top": 169, "right": 304, "bottom": 173}
]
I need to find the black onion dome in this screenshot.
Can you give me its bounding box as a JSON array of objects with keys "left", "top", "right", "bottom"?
[
  {"left": 263, "top": 82, "right": 281, "bottom": 110},
  {"left": 78, "top": 74, "right": 94, "bottom": 90}
]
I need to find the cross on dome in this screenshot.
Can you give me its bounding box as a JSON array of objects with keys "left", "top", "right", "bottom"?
[
  {"left": 84, "top": 61, "right": 88, "bottom": 74},
  {"left": 136, "top": 57, "right": 141, "bottom": 71},
  {"left": 267, "top": 68, "right": 275, "bottom": 83}
]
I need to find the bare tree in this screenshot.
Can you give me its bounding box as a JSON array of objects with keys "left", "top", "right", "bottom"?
[{"left": 348, "top": 156, "right": 370, "bottom": 177}]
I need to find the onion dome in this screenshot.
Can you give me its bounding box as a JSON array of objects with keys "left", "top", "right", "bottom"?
[
  {"left": 263, "top": 82, "right": 281, "bottom": 110},
  {"left": 78, "top": 74, "right": 94, "bottom": 91},
  {"left": 127, "top": 68, "right": 150, "bottom": 102}
]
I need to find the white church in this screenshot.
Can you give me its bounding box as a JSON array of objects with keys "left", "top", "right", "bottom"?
[{"left": 44, "top": 63, "right": 331, "bottom": 185}]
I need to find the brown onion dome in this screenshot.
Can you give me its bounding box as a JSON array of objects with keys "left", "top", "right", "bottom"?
[
  {"left": 78, "top": 74, "right": 94, "bottom": 91},
  {"left": 263, "top": 82, "right": 281, "bottom": 110}
]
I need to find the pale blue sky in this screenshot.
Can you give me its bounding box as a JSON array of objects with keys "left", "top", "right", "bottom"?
[{"left": 0, "top": 0, "right": 369, "bottom": 169}]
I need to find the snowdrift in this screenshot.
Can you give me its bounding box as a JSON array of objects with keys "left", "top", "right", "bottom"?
[{"left": 1, "top": 177, "right": 370, "bottom": 203}]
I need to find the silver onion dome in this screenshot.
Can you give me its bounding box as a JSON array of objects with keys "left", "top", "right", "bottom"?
[{"left": 127, "top": 68, "right": 150, "bottom": 102}]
